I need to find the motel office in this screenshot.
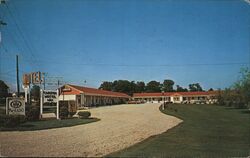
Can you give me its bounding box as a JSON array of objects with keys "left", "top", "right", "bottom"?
[{"left": 58, "top": 84, "right": 130, "bottom": 111}]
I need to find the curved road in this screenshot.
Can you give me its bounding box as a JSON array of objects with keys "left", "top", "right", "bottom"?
[{"left": 0, "top": 103, "right": 182, "bottom": 157}]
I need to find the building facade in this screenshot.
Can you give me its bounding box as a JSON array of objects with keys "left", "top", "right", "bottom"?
[
  {"left": 133, "top": 91, "right": 218, "bottom": 104},
  {"left": 59, "top": 84, "right": 130, "bottom": 111}
]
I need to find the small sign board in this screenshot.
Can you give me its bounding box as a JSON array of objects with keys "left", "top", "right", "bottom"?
[
  {"left": 6, "top": 98, "right": 25, "bottom": 115},
  {"left": 43, "top": 90, "right": 57, "bottom": 103},
  {"left": 31, "top": 72, "right": 43, "bottom": 84},
  {"left": 22, "top": 74, "right": 31, "bottom": 86}
]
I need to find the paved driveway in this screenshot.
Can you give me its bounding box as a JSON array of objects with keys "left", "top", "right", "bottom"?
[{"left": 0, "top": 103, "right": 182, "bottom": 157}]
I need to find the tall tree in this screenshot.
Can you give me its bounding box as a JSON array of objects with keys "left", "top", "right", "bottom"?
[
  {"left": 0, "top": 80, "right": 9, "bottom": 98},
  {"left": 135, "top": 81, "right": 145, "bottom": 93},
  {"left": 162, "top": 79, "right": 175, "bottom": 92},
  {"left": 146, "top": 81, "right": 161, "bottom": 92},
  {"left": 112, "top": 80, "right": 132, "bottom": 95},
  {"left": 130, "top": 81, "right": 137, "bottom": 94},
  {"left": 176, "top": 85, "right": 188, "bottom": 92},
  {"left": 99, "top": 81, "right": 113, "bottom": 91},
  {"left": 189, "top": 83, "right": 203, "bottom": 92}
]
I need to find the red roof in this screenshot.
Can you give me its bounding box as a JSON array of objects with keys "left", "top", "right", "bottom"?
[
  {"left": 133, "top": 91, "right": 218, "bottom": 97},
  {"left": 61, "top": 84, "right": 130, "bottom": 98}
]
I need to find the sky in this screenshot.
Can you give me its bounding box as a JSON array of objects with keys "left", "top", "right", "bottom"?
[{"left": 0, "top": 0, "right": 249, "bottom": 92}]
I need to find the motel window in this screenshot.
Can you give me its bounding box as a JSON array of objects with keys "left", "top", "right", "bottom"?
[{"left": 174, "top": 97, "right": 179, "bottom": 101}]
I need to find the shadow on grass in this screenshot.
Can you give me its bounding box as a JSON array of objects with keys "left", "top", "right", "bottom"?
[
  {"left": 20, "top": 124, "right": 35, "bottom": 128},
  {"left": 241, "top": 110, "right": 250, "bottom": 114}
]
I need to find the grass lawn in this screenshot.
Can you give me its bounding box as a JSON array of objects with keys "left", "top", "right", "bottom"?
[
  {"left": 0, "top": 117, "right": 100, "bottom": 131},
  {"left": 109, "top": 104, "right": 250, "bottom": 158}
]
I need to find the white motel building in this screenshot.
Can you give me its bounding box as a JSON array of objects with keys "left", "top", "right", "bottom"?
[
  {"left": 58, "top": 84, "right": 218, "bottom": 111},
  {"left": 59, "top": 84, "right": 130, "bottom": 109},
  {"left": 133, "top": 91, "right": 218, "bottom": 104}
]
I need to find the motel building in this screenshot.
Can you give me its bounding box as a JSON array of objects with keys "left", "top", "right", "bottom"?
[
  {"left": 58, "top": 84, "right": 130, "bottom": 111},
  {"left": 133, "top": 91, "right": 218, "bottom": 104}
]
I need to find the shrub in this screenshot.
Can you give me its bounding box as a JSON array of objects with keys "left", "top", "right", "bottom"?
[
  {"left": 26, "top": 106, "right": 40, "bottom": 121},
  {"left": 78, "top": 111, "right": 91, "bottom": 119},
  {"left": 0, "top": 115, "right": 26, "bottom": 127},
  {"left": 59, "top": 106, "right": 69, "bottom": 119}
]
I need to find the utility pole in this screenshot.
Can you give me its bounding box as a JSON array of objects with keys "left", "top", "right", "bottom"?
[
  {"left": 16, "top": 55, "right": 20, "bottom": 97},
  {"left": 0, "top": 5, "right": 7, "bottom": 75},
  {"left": 43, "top": 73, "right": 46, "bottom": 90},
  {"left": 57, "top": 80, "right": 60, "bottom": 88}
]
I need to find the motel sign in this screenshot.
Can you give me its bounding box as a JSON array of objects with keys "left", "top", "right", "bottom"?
[
  {"left": 43, "top": 90, "right": 57, "bottom": 103},
  {"left": 6, "top": 98, "right": 25, "bottom": 115}
]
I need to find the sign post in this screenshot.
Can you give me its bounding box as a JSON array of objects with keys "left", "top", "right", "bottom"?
[
  {"left": 22, "top": 73, "right": 31, "bottom": 103},
  {"left": 40, "top": 89, "right": 43, "bottom": 118},
  {"left": 22, "top": 85, "right": 29, "bottom": 103},
  {"left": 56, "top": 89, "right": 59, "bottom": 120},
  {"left": 40, "top": 89, "right": 59, "bottom": 120}
]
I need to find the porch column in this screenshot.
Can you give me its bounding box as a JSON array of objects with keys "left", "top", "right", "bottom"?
[{"left": 80, "top": 93, "right": 85, "bottom": 106}]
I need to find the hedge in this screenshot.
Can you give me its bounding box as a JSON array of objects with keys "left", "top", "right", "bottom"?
[{"left": 78, "top": 111, "right": 91, "bottom": 119}]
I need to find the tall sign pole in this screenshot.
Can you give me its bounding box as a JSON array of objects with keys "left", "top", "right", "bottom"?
[
  {"left": 16, "top": 55, "right": 20, "bottom": 97},
  {"left": 56, "top": 89, "right": 59, "bottom": 120},
  {"left": 40, "top": 89, "right": 43, "bottom": 118}
]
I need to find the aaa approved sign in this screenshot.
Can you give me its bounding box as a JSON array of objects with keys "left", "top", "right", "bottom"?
[{"left": 6, "top": 98, "right": 25, "bottom": 115}]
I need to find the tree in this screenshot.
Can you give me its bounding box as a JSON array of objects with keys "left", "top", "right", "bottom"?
[
  {"left": 135, "top": 81, "right": 145, "bottom": 93},
  {"left": 146, "top": 81, "right": 161, "bottom": 92},
  {"left": 189, "top": 83, "right": 203, "bottom": 92},
  {"left": 130, "top": 81, "right": 137, "bottom": 94},
  {"left": 112, "top": 80, "right": 132, "bottom": 95},
  {"left": 0, "top": 80, "right": 9, "bottom": 98},
  {"left": 99, "top": 81, "right": 113, "bottom": 91},
  {"left": 176, "top": 85, "right": 188, "bottom": 92},
  {"left": 233, "top": 67, "right": 250, "bottom": 108},
  {"left": 162, "top": 79, "right": 175, "bottom": 92},
  {"left": 208, "top": 88, "right": 214, "bottom": 91},
  {"left": 30, "top": 85, "right": 40, "bottom": 101}
]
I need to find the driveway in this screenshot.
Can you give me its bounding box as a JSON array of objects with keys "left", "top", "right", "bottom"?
[{"left": 0, "top": 103, "right": 182, "bottom": 157}]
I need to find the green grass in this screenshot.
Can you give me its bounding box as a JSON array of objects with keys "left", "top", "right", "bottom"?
[
  {"left": 109, "top": 104, "right": 250, "bottom": 158},
  {"left": 0, "top": 117, "right": 100, "bottom": 131}
]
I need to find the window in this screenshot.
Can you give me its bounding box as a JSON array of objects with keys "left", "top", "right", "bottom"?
[{"left": 174, "top": 97, "right": 179, "bottom": 101}]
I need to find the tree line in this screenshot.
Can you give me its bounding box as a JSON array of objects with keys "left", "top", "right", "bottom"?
[
  {"left": 99, "top": 79, "right": 208, "bottom": 96},
  {"left": 218, "top": 68, "right": 250, "bottom": 109}
]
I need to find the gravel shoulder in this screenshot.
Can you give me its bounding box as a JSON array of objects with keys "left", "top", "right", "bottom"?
[{"left": 0, "top": 103, "right": 182, "bottom": 157}]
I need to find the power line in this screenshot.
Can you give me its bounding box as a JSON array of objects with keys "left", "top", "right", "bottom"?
[
  {"left": 21, "top": 59, "right": 249, "bottom": 67},
  {"left": 4, "top": 2, "right": 40, "bottom": 69}
]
